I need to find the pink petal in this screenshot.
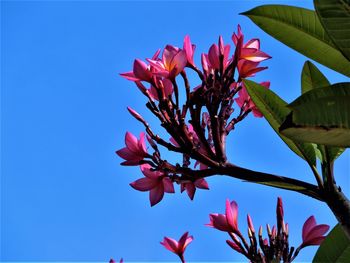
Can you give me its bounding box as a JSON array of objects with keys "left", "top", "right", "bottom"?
[
  {"left": 125, "top": 132, "right": 139, "bottom": 153},
  {"left": 225, "top": 199, "right": 238, "bottom": 231},
  {"left": 245, "top": 38, "right": 260, "bottom": 49},
  {"left": 183, "top": 35, "right": 194, "bottom": 65},
  {"left": 161, "top": 237, "right": 179, "bottom": 253},
  {"left": 206, "top": 213, "right": 230, "bottom": 232},
  {"left": 120, "top": 160, "right": 141, "bottom": 166},
  {"left": 152, "top": 49, "right": 161, "bottom": 60},
  {"left": 140, "top": 164, "right": 161, "bottom": 179},
  {"left": 303, "top": 236, "right": 326, "bottom": 246},
  {"left": 116, "top": 147, "right": 137, "bottom": 161},
  {"left": 208, "top": 44, "right": 220, "bottom": 70},
  {"left": 185, "top": 182, "right": 196, "bottom": 200},
  {"left": 150, "top": 184, "right": 164, "bottom": 206},
  {"left": 194, "top": 178, "right": 209, "bottom": 189},
  {"left": 304, "top": 224, "right": 330, "bottom": 242},
  {"left": 120, "top": 71, "right": 139, "bottom": 81},
  {"left": 138, "top": 132, "right": 147, "bottom": 155},
  {"left": 133, "top": 59, "right": 151, "bottom": 81},
  {"left": 240, "top": 48, "right": 271, "bottom": 62},
  {"left": 171, "top": 50, "right": 187, "bottom": 76},
  {"left": 178, "top": 232, "right": 193, "bottom": 252},
  {"left": 302, "top": 216, "right": 317, "bottom": 241},
  {"left": 162, "top": 177, "right": 175, "bottom": 193},
  {"left": 130, "top": 177, "right": 158, "bottom": 191}
]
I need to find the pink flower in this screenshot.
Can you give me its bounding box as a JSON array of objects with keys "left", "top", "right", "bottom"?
[
  {"left": 301, "top": 216, "right": 329, "bottom": 248},
  {"left": 235, "top": 81, "right": 270, "bottom": 117},
  {"left": 116, "top": 132, "right": 148, "bottom": 165},
  {"left": 147, "top": 45, "right": 187, "bottom": 79},
  {"left": 130, "top": 164, "right": 175, "bottom": 206},
  {"left": 181, "top": 178, "right": 209, "bottom": 200},
  {"left": 160, "top": 232, "right": 193, "bottom": 261},
  {"left": 206, "top": 199, "right": 239, "bottom": 233},
  {"left": 232, "top": 25, "right": 271, "bottom": 63},
  {"left": 183, "top": 35, "right": 196, "bottom": 66},
  {"left": 120, "top": 59, "right": 153, "bottom": 82},
  {"left": 207, "top": 36, "right": 231, "bottom": 70}
]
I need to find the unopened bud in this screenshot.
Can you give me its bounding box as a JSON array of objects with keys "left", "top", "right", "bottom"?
[
  {"left": 267, "top": 224, "right": 271, "bottom": 236},
  {"left": 276, "top": 197, "right": 284, "bottom": 233},
  {"left": 247, "top": 214, "right": 255, "bottom": 233},
  {"left": 285, "top": 223, "right": 289, "bottom": 236},
  {"left": 127, "top": 106, "right": 145, "bottom": 123},
  {"left": 218, "top": 35, "right": 224, "bottom": 56},
  {"left": 248, "top": 228, "right": 253, "bottom": 238},
  {"left": 259, "top": 226, "right": 263, "bottom": 237}
]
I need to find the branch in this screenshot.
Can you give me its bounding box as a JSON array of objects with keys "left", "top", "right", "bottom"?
[{"left": 171, "top": 163, "right": 323, "bottom": 201}]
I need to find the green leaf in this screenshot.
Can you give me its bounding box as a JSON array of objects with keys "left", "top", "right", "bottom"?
[
  {"left": 314, "top": 0, "right": 350, "bottom": 62},
  {"left": 301, "top": 61, "right": 345, "bottom": 161},
  {"left": 241, "top": 5, "right": 350, "bottom": 77},
  {"left": 280, "top": 82, "right": 350, "bottom": 147},
  {"left": 243, "top": 79, "right": 316, "bottom": 165},
  {"left": 301, "top": 60, "right": 330, "bottom": 94},
  {"left": 313, "top": 224, "right": 350, "bottom": 263}
]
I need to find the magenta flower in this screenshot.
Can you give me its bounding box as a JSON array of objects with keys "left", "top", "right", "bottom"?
[
  {"left": 180, "top": 178, "right": 209, "bottom": 200},
  {"left": 147, "top": 45, "right": 187, "bottom": 79},
  {"left": 130, "top": 164, "right": 175, "bottom": 206},
  {"left": 235, "top": 81, "right": 270, "bottom": 117},
  {"left": 160, "top": 232, "right": 193, "bottom": 262},
  {"left": 301, "top": 216, "right": 329, "bottom": 248},
  {"left": 207, "top": 36, "right": 231, "bottom": 70},
  {"left": 232, "top": 25, "right": 271, "bottom": 63},
  {"left": 207, "top": 199, "right": 239, "bottom": 233},
  {"left": 116, "top": 132, "right": 148, "bottom": 165}
]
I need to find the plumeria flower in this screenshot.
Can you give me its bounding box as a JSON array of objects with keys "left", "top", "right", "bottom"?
[
  {"left": 147, "top": 45, "right": 187, "bottom": 79},
  {"left": 206, "top": 199, "right": 239, "bottom": 233},
  {"left": 235, "top": 81, "right": 270, "bottom": 117},
  {"left": 116, "top": 132, "right": 148, "bottom": 165},
  {"left": 120, "top": 50, "right": 161, "bottom": 82},
  {"left": 180, "top": 178, "right": 209, "bottom": 200},
  {"left": 130, "top": 164, "right": 175, "bottom": 206},
  {"left": 232, "top": 25, "right": 271, "bottom": 63},
  {"left": 300, "top": 216, "right": 330, "bottom": 248},
  {"left": 160, "top": 232, "right": 193, "bottom": 263},
  {"left": 207, "top": 36, "right": 231, "bottom": 71}
]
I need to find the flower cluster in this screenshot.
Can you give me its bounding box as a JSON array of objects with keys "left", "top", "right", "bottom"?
[
  {"left": 117, "top": 25, "right": 270, "bottom": 206},
  {"left": 207, "top": 197, "right": 329, "bottom": 262}
]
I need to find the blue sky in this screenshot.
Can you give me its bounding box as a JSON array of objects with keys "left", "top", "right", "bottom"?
[{"left": 1, "top": 0, "right": 349, "bottom": 262}]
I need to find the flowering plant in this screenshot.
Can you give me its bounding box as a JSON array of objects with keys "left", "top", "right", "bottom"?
[{"left": 115, "top": 0, "right": 350, "bottom": 261}]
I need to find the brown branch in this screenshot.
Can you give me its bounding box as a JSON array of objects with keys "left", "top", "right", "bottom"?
[{"left": 168, "top": 162, "right": 322, "bottom": 201}]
